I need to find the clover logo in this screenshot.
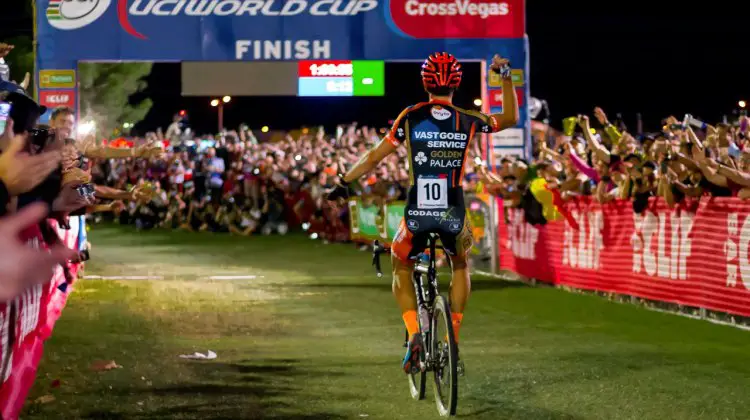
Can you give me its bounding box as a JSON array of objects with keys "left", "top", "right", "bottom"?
[{"left": 414, "top": 151, "right": 427, "bottom": 165}]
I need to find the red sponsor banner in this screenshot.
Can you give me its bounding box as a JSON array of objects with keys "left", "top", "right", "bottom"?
[
  {"left": 0, "top": 221, "right": 78, "bottom": 419},
  {"left": 498, "top": 197, "right": 750, "bottom": 317},
  {"left": 388, "top": 0, "right": 525, "bottom": 39},
  {"left": 39, "top": 90, "right": 76, "bottom": 109},
  {"left": 487, "top": 87, "right": 524, "bottom": 107}
]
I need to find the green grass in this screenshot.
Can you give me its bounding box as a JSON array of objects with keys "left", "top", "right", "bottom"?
[{"left": 23, "top": 226, "right": 750, "bottom": 419}]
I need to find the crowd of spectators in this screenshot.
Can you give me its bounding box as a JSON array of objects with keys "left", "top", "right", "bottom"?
[
  {"left": 98, "top": 117, "right": 485, "bottom": 242},
  {"left": 477, "top": 108, "right": 750, "bottom": 222},
  {"left": 94, "top": 105, "right": 750, "bottom": 241}
]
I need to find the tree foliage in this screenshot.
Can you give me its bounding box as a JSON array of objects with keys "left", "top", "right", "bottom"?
[{"left": 78, "top": 63, "right": 153, "bottom": 136}]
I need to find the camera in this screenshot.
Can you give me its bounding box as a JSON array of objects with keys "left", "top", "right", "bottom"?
[
  {"left": 0, "top": 89, "right": 46, "bottom": 134},
  {"left": 76, "top": 183, "right": 95, "bottom": 200},
  {"left": 29, "top": 126, "right": 56, "bottom": 150},
  {"left": 78, "top": 249, "right": 90, "bottom": 262}
]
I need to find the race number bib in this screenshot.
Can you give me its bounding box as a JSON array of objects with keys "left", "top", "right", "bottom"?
[{"left": 417, "top": 178, "right": 448, "bottom": 209}]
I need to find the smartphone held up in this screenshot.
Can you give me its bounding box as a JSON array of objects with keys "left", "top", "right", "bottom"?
[{"left": 0, "top": 101, "right": 9, "bottom": 134}]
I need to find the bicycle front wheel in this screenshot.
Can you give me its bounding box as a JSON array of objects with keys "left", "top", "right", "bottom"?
[{"left": 431, "top": 295, "right": 458, "bottom": 416}]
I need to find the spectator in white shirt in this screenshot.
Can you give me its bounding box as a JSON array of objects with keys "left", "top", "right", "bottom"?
[
  {"left": 206, "top": 148, "right": 225, "bottom": 202},
  {"left": 165, "top": 114, "right": 182, "bottom": 145}
]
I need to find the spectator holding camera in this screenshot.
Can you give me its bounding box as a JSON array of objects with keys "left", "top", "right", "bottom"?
[{"left": 0, "top": 85, "right": 81, "bottom": 301}]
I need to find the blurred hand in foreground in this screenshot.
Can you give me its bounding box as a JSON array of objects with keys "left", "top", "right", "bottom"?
[
  {"left": 0, "top": 119, "right": 62, "bottom": 196},
  {"left": 52, "top": 184, "right": 93, "bottom": 213},
  {"left": 0, "top": 203, "right": 77, "bottom": 301}
]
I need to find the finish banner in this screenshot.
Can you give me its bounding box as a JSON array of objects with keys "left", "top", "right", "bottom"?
[
  {"left": 498, "top": 197, "right": 750, "bottom": 317},
  {"left": 0, "top": 220, "right": 80, "bottom": 419},
  {"left": 36, "top": 0, "right": 531, "bottom": 158}
]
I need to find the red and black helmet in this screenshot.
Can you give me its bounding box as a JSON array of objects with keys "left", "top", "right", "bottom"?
[{"left": 421, "top": 52, "right": 462, "bottom": 92}]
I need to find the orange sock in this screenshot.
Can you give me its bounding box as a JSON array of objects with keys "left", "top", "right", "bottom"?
[
  {"left": 451, "top": 313, "right": 464, "bottom": 343},
  {"left": 402, "top": 310, "right": 419, "bottom": 338}
]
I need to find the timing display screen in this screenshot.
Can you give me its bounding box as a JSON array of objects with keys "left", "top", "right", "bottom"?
[
  {"left": 298, "top": 60, "right": 385, "bottom": 97},
  {"left": 182, "top": 61, "right": 385, "bottom": 97}
]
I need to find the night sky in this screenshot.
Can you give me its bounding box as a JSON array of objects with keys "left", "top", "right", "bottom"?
[{"left": 2, "top": 1, "right": 749, "bottom": 134}]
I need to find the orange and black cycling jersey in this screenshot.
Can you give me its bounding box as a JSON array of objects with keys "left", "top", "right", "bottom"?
[
  {"left": 385, "top": 99, "right": 502, "bottom": 189},
  {"left": 385, "top": 100, "right": 503, "bottom": 258}
]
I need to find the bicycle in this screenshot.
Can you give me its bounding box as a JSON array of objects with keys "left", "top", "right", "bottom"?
[{"left": 372, "top": 235, "right": 460, "bottom": 417}]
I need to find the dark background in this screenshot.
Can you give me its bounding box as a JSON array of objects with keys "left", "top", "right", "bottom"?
[{"left": 2, "top": 1, "right": 750, "bottom": 134}]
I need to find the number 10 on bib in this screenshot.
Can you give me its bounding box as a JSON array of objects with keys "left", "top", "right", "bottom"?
[{"left": 417, "top": 178, "right": 448, "bottom": 209}]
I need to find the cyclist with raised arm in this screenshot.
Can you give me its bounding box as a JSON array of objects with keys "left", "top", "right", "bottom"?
[{"left": 328, "top": 53, "right": 519, "bottom": 373}]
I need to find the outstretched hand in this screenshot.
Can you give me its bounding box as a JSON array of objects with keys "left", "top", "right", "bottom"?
[
  {"left": 53, "top": 184, "right": 94, "bottom": 213},
  {"left": 593, "top": 107, "right": 608, "bottom": 126},
  {"left": 0, "top": 43, "right": 13, "bottom": 59},
  {"left": 137, "top": 143, "right": 165, "bottom": 160},
  {"left": 0, "top": 118, "right": 63, "bottom": 196},
  {"left": 326, "top": 176, "right": 355, "bottom": 202},
  {"left": 489, "top": 54, "right": 511, "bottom": 78},
  {"left": 0, "top": 203, "right": 77, "bottom": 301}
]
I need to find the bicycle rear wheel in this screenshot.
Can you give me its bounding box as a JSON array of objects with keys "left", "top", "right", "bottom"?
[{"left": 431, "top": 295, "right": 458, "bottom": 416}]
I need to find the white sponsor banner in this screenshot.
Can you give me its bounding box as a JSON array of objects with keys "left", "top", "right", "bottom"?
[
  {"left": 493, "top": 147, "right": 524, "bottom": 159},
  {"left": 491, "top": 128, "right": 524, "bottom": 147}
]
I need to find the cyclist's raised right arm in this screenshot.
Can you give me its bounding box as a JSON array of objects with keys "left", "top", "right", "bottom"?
[
  {"left": 487, "top": 55, "right": 519, "bottom": 131},
  {"left": 342, "top": 140, "right": 397, "bottom": 183},
  {"left": 343, "top": 107, "right": 409, "bottom": 183}
]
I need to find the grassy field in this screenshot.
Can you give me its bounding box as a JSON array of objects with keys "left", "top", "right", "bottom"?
[{"left": 22, "top": 225, "right": 750, "bottom": 419}]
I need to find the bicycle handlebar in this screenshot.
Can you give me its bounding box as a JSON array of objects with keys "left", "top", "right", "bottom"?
[{"left": 371, "top": 237, "right": 454, "bottom": 277}]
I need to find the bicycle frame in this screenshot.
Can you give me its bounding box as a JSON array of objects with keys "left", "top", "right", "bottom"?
[
  {"left": 373, "top": 235, "right": 452, "bottom": 369},
  {"left": 373, "top": 236, "right": 460, "bottom": 415}
]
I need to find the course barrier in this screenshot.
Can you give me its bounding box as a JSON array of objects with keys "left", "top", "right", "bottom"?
[
  {"left": 348, "top": 198, "right": 405, "bottom": 245},
  {"left": 0, "top": 219, "right": 80, "bottom": 419},
  {"left": 348, "top": 193, "right": 497, "bottom": 265},
  {"left": 498, "top": 196, "right": 750, "bottom": 318}
]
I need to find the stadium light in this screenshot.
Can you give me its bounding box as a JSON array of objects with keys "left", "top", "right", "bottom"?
[
  {"left": 223, "top": 96, "right": 231, "bottom": 103},
  {"left": 210, "top": 99, "right": 219, "bottom": 107},
  {"left": 473, "top": 98, "right": 482, "bottom": 107},
  {"left": 261, "top": 126, "right": 269, "bottom": 133},
  {"left": 739, "top": 100, "right": 747, "bottom": 109},
  {"left": 78, "top": 120, "right": 96, "bottom": 137}
]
